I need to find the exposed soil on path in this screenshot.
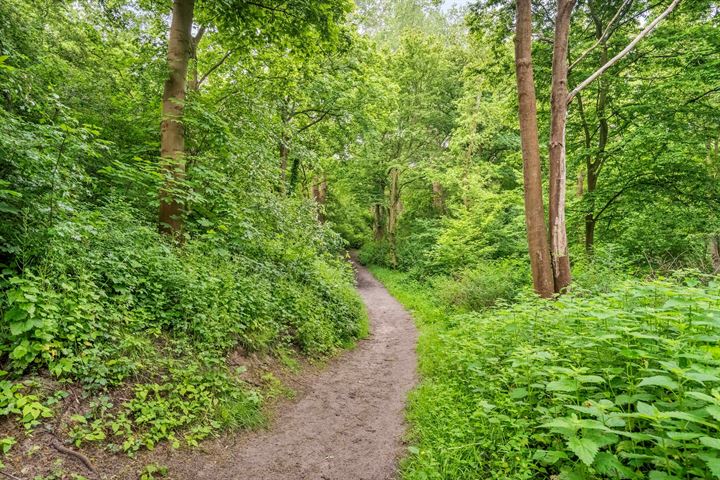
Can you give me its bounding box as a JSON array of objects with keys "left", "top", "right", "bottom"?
[{"left": 165, "top": 262, "right": 419, "bottom": 480}]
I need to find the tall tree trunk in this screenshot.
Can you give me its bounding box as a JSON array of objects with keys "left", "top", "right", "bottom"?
[
  {"left": 387, "top": 167, "right": 401, "bottom": 269},
  {"left": 584, "top": 39, "right": 609, "bottom": 255},
  {"left": 159, "top": 0, "right": 195, "bottom": 236},
  {"left": 514, "top": 0, "right": 555, "bottom": 298},
  {"left": 548, "top": 0, "right": 576, "bottom": 292}
]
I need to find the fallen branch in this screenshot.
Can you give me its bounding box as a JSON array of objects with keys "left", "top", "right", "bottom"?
[{"left": 50, "top": 440, "right": 96, "bottom": 473}]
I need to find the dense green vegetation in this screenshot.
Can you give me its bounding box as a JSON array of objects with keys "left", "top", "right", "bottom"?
[
  {"left": 0, "top": 0, "right": 368, "bottom": 466},
  {"left": 373, "top": 267, "right": 720, "bottom": 479},
  {"left": 1, "top": 0, "right": 719, "bottom": 478}
]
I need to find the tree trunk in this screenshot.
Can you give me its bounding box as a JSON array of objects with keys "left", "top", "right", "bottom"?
[
  {"left": 548, "top": 0, "right": 576, "bottom": 292},
  {"left": 159, "top": 0, "right": 195, "bottom": 236},
  {"left": 584, "top": 37, "right": 609, "bottom": 255},
  {"left": 387, "top": 167, "right": 401, "bottom": 268},
  {"left": 432, "top": 181, "right": 445, "bottom": 214},
  {"left": 279, "top": 132, "right": 290, "bottom": 193},
  {"left": 187, "top": 26, "right": 204, "bottom": 92},
  {"left": 312, "top": 178, "right": 328, "bottom": 223},
  {"left": 514, "top": 0, "right": 554, "bottom": 298},
  {"left": 372, "top": 204, "right": 385, "bottom": 241},
  {"left": 709, "top": 234, "right": 720, "bottom": 273}
]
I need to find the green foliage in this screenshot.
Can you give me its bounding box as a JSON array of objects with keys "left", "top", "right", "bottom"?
[
  {"left": 374, "top": 266, "right": 720, "bottom": 479},
  {"left": 0, "top": 0, "right": 367, "bottom": 456},
  {"left": 433, "top": 259, "right": 529, "bottom": 309}
]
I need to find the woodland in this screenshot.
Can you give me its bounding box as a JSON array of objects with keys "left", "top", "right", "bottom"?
[{"left": 0, "top": 0, "right": 720, "bottom": 478}]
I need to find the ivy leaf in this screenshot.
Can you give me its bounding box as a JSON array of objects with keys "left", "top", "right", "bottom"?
[
  {"left": 638, "top": 375, "right": 678, "bottom": 390},
  {"left": 567, "top": 435, "right": 600, "bottom": 466}
]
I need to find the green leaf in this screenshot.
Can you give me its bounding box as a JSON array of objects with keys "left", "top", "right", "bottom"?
[
  {"left": 532, "top": 449, "right": 567, "bottom": 465},
  {"left": 698, "top": 453, "right": 720, "bottom": 479},
  {"left": 636, "top": 401, "right": 659, "bottom": 417},
  {"left": 707, "top": 405, "right": 720, "bottom": 422},
  {"left": 546, "top": 378, "right": 578, "bottom": 392},
  {"left": 567, "top": 435, "right": 600, "bottom": 466},
  {"left": 700, "top": 437, "right": 720, "bottom": 450},
  {"left": 638, "top": 375, "right": 678, "bottom": 390}
]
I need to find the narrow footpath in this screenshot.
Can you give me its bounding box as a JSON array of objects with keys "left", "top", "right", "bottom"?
[{"left": 170, "top": 262, "right": 418, "bottom": 480}]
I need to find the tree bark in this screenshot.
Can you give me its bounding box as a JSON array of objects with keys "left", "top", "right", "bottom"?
[
  {"left": 432, "top": 181, "right": 445, "bottom": 214},
  {"left": 387, "top": 167, "right": 401, "bottom": 269},
  {"left": 372, "top": 204, "right": 385, "bottom": 241},
  {"left": 159, "top": 0, "right": 195, "bottom": 236},
  {"left": 548, "top": 0, "right": 576, "bottom": 292},
  {"left": 514, "top": 0, "right": 555, "bottom": 298},
  {"left": 312, "top": 178, "right": 328, "bottom": 223},
  {"left": 279, "top": 132, "right": 290, "bottom": 192},
  {"left": 709, "top": 234, "right": 720, "bottom": 273},
  {"left": 584, "top": 34, "right": 609, "bottom": 255}
]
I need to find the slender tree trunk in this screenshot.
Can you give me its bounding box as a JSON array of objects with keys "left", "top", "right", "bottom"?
[
  {"left": 387, "top": 167, "right": 401, "bottom": 268},
  {"left": 548, "top": 0, "right": 576, "bottom": 292},
  {"left": 432, "top": 181, "right": 445, "bottom": 214},
  {"left": 514, "top": 0, "right": 554, "bottom": 298},
  {"left": 187, "top": 26, "right": 204, "bottom": 92},
  {"left": 372, "top": 204, "right": 385, "bottom": 241},
  {"left": 584, "top": 38, "right": 609, "bottom": 255},
  {"left": 159, "top": 0, "right": 195, "bottom": 236},
  {"left": 279, "top": 132, "right": 289, "bottom": 192},
  {"left": 312, "top": 177, "right": 328, "bottom": 223}
]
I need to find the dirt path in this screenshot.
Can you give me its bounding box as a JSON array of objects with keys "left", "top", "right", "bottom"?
[{"left": 169, "top": 263, "right": 418, "bottom": 480}]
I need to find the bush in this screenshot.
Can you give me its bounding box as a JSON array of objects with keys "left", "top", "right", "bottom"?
[
  {"left": 433, "top": 259, "right": 530, "bottom": 309},
  {"left": 0, "top": 200, "right": 366, "bottom": 451}
]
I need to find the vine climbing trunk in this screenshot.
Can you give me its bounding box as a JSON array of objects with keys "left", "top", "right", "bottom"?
[
  {"left": 514, "top": 0, "right": 554, "bottom": 298},
  {"left": 159, "top": 0, "right": 195, "bottom": 236},
  {"left": 548, "top": 0, "right": 576, "bottom": 292}
]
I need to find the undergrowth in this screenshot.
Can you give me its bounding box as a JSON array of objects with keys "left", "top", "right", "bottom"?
[
  {"left": 0, "top": 203, "right": 367, "bottom": 458},
  {"left": 372, "top": 266, "right": 720, "bottom": 480}
]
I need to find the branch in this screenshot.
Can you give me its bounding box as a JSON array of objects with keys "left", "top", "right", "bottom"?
[
  {"left": 685, "top": 86, "right": 720, "bottom": 105},
  {"left": 568, "top": 0, "right": 682, "bottom": 104},
  {"left": 296, "top": 111, "right": 330, "bottom": 133},
  {"left": 197, "top": 50, "right": 234, "bottom": 89},
  {"left": 569, "top": 0, "right": 633, "bottom": 72}
]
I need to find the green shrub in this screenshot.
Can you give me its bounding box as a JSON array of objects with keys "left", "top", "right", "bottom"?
[
  {"left": 433, "top": 259, "right": 530, "bottom": 309},
  {"left": 0, "top": 200, "right": 366, "bottom": 451}
]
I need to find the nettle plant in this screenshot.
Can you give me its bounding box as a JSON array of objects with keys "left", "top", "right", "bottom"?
[{"left": 404, "top": 276, "right": 720, "bottom": 479}]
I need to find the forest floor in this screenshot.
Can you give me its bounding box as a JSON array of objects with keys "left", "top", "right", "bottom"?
[{"left": 7, "top": 262, "right": 418, "bottom": 480}]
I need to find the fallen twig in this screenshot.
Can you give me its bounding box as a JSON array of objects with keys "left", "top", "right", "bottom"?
[{"left": 50, "top": 439, "right": 96, "bottom": 473}]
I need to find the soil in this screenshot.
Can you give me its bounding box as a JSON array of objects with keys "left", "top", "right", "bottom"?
[{"left": 5, "top": 262, "right": 418, "bottom": 480}]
